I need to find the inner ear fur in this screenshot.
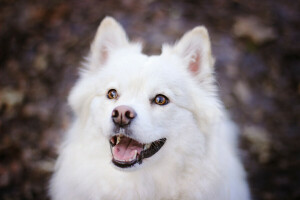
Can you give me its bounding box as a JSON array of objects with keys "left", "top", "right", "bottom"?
[
  {"left": 89, "top": 16, "right": 129, "bottom": 70},
  {"left": 173, "top": 26, "right": 214, "bottom": 77}
]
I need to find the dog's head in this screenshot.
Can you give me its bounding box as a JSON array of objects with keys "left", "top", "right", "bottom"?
[{"left": 68, "top": 17, "right": 221, "bottom": 170}]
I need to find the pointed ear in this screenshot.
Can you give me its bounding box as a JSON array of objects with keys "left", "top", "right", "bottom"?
[
  {"left": 89, "top": 17, "right": 129, "bottom": 70},
  {"left": 173, "top": 26, "right": 214, "bottom": 78}
]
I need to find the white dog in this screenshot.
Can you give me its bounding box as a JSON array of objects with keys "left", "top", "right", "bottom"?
[{"left": 50, "top": 17, "right": 250, "bottom": 200}]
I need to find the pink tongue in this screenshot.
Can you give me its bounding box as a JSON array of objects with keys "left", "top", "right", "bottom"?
[{"left": 112, "top": 137, "right": 143, "bottom": 161}]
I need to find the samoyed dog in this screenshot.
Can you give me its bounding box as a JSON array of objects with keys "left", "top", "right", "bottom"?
[{"left": 50, "top": 17, "right": 250, "bottom": 200}]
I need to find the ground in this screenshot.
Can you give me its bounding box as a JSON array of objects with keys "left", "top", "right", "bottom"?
[{"left": 0, "top": 0, "right": 299, "bottom": 200}]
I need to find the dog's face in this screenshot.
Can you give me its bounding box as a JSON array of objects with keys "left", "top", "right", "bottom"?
[
  {"left": 69, "top": 17, "right": 218, "bottom": 170},
  {"left": 88, "top": 51, "right": 196, "bottom": 169}
]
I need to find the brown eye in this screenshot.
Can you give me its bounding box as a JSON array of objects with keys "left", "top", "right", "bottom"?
[
  {"left": 107, "top": 89, "right": 118, "bottom": 99},
  {"left": 154, "top": 94, "right": 169, "bottom": 105}
]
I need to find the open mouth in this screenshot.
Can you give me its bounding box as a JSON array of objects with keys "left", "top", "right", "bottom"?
[{"left": 109, "top": 134, "right": 166, "bottom": 168}]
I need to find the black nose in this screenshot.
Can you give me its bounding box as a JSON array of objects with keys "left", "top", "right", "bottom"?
[{"left": 112, "top": 105, "right": 136, "bottom": 127}]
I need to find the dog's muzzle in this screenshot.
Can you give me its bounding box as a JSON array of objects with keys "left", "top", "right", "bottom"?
[{"left": 109, "top": 105, "right": 166, "bottom": 168}]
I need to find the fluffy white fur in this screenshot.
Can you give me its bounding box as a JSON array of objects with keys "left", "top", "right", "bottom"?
[{"left": 50, "top": 17, "right": 250, "bottom": 200}]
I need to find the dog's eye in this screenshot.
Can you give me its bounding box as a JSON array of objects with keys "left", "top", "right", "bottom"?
[
  {"left": 154, "top": 94, "right": 169, "bottom": 105},
  {"left": 107, "top": 89, "right": 118, "bottom": 99}
]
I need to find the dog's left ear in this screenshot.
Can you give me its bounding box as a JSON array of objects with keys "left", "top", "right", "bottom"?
[
  {"left": 89, "top": 16, "right": 129, "bottom": 71},
  {"left": 173, "top": 26, "right": 214, "bottom": 78}
]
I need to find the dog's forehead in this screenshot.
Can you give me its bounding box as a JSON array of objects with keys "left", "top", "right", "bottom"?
[
  {"left": 142, "top": 54, "right": 185, "bottom": 82},
  {"left": 98, "top": 49, "right": 188, "bottom": 98},
  {"left": 107, "top": 50, "right": 182, "bottom": 81}
]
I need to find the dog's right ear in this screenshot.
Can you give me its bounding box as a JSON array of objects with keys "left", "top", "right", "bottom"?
[{"left": 89, "top": 17, "right": 129, "bottom": 70}]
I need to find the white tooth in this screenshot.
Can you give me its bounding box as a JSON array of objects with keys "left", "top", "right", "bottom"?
[
  {"left": 116, "top": 136, "right": 121, "bottom": 145},
  {"left": 133, "top": 150, "right": 137, "bottom": 159},
  {"left": 144, "top": 143, "right": 151, "bottom": 150}
]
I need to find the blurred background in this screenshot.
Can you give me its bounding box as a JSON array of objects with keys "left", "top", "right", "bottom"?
[{"left": 0, "top": 0, "right": 299, "bottom": 199}]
